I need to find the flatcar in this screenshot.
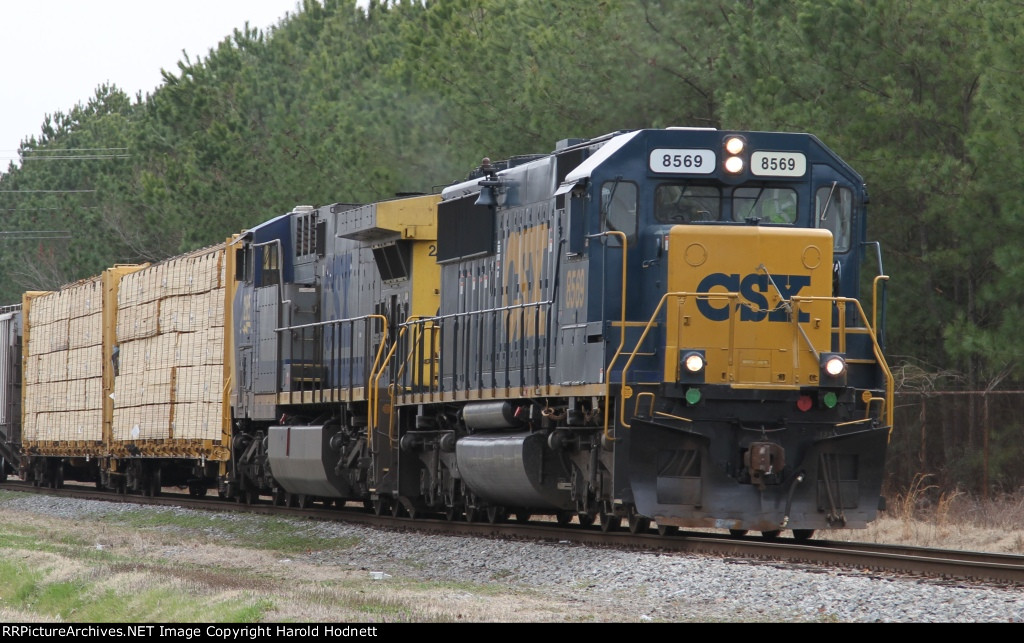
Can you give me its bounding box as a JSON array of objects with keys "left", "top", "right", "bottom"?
[{"left": 2, "top": 127, "right": 893, "bottom": 540}]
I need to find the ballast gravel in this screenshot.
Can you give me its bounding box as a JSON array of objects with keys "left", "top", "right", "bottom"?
[{"left": 3, "top": 493, "right": 1022, "bottom": 623}]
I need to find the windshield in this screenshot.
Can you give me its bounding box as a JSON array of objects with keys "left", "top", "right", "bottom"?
[
  {"left": 654, "top": 185, "right": 721, "bottom": 223},
  {"left": 732, "top": 187, "right": 798, "bottom": 223}
]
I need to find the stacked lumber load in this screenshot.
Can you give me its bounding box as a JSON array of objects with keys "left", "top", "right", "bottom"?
[
  {"left": 22, "top": 277, "right": 105, "bottom": 449},
  {"left": 112, "top": 244, "right": 228, "bottom": 445}
]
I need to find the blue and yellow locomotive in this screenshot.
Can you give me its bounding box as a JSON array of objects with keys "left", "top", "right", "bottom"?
[{"left": 231, "top": 127, "right": 892, "bottom": 538}]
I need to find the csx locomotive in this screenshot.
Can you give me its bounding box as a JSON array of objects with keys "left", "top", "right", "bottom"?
[{"left": 0, "top": 127, "right": 892, "bottom": 539}]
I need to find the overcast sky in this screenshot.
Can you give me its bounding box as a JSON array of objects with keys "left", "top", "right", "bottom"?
[{"left": 0, "top": 0, "right": 304, "bottom": 167}]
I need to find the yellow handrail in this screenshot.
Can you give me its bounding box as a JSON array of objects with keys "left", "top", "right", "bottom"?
[
  {"left": 360, "top": 315, "right": 390, "bottom": 445},
  {"left": 613, "top": 291, "right": 894, "bottom": 433},
  {"left": 370, "top": 316, "right": 435, "bottom": 447}
]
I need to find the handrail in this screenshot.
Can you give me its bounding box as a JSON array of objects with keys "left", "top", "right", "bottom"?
[
  {"left": 594, "top": 230, "right": 627, "bottom": 443},
  {"left": 372, "top": 316, "right": 431, "bottom": 447},
  {"left": 276, "top": 314, "right": 388, "bottom": 444},
  {"left": 615, "top": 291, "right": 894, "bottom": 433},
  {"left": 386, "top": 299, "right": 555, "bottom": 403},
  {"left": 795, "top": 295, "right": 894, "bottom": 435},
  {"left": 872, "top": 274, "right": 890, "bottom": 338},
  {"left": 362, "top": 314, "right": 390, "bottom": 444},
  {"left": 616, "top": 291, "right": 734, "bottom": 429}
]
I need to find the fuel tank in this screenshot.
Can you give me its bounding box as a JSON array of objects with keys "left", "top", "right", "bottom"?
[
  {"left": 267, "top": 425, "right": 349, "bottom": 497},
  {"left": 456, "top": 431, "right": 572, "bottom": 509}
]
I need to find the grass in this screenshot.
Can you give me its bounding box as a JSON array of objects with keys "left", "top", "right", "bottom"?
[
  {"left": 823, "top": 479, "right": 1024, "bottom": 553},
  {"left": 100, "top": 510, "right": 359, "bottom": 555},
  {"left": 0, "top": 500, "right": 567, "bottom": 623},
  {"left": 1, "top": 484, "right": 1022, "bottom": 622}
]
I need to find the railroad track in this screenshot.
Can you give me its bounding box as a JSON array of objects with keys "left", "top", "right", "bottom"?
[{"left": 4, "top": 479, "right": 1022, "bottom": 587}]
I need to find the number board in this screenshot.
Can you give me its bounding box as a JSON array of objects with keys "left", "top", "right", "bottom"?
[
  {"left": 750, "top": 151, "right": 807, "bottom": 177},
  {"left": 649, "top": 148, "right": 715, "bottom": 174}
]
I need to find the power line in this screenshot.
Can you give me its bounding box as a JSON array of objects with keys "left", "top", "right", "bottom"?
[
  {"left": 2, "top": 207, "right": 98, "bottom": 212},
  {"left": 0, "top": 231, "right": 72, "bottom": 240},
  {"left": 24, "top": 147, "right": 128, "bottom": 152},
  {"left": 0, "top": 189, "right": 96, "bottom": 193},
  {"left": 4, "top": 148, "right": 131, "bottom": 162},
  {"left": 22, "top": 154, "right": 131, "bottom": 161}
]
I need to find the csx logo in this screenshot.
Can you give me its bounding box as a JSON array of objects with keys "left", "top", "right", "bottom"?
[{"left": 695, "top": 273, "right": 811, "bottom": 322}]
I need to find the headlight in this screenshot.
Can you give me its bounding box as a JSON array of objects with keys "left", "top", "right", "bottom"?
[
  {"left": 819, "top": 353, "right": 848, "bottom": 387},
  {"left": 723, "top": 136, "right": 746, "bottom": 174},
  {"left": 724, "top": 156, "right": 744, "bottom": 174},
  {"left": 678, "top": 350, "right": 707, "bottom": 384},
  {"left": 823, "top": 355, "right": 846, "bottom": 376},
  {"left": 683, "top": 352, "right": 705, "bottom": 373}
]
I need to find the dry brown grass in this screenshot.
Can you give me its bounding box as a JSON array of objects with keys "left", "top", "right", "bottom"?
[{"left": 822, "top": 476, "right": 1024, "bottom": 554}]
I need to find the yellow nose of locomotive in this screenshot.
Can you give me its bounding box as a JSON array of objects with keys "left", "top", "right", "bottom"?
[{"left": 665, "top": 225, "right": 835, "bottom": 388}]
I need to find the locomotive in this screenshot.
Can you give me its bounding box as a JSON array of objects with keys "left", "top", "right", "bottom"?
[{"left": 0, "top": 127, "right": 892, "bottom": 539}]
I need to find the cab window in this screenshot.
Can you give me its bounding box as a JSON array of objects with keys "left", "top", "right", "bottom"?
[
  {"left": 732, "top": 187, "right": 798, "bottom": 223},
  {"left": 815, "top": 184, "right": 852, "bottom": 253},
  {"left": 600, "top": 180, "right": 637, "bottom": 245},
  {"left": 259, "top": 244, "right": 281, "bottom": 287},
  {"left": 654, "top": 185, "right": 721, "bottom": 223}
]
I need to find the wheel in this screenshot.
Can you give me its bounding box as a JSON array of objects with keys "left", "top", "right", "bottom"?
[
  {"left": 656, "top": 524, "right": 679, "bottom": 537},
  {"left": 245, "top": 489, "right": 259, "bottom": 505},
  {"left": 297, "top": 494, "right": 312, "bottom": 509},
  {"left": 189, "top": 482, "right": 208, "bottom": 498},
  {"left": 577, "top": 512, "right": 596, "bottom": 528},
  {"left": 272, "top": 487, "right": 286, "bottom": 506},
  {"left": 444, "top": 505, "right": 462, "bottom": 521},
  {"left": 760, "top": 530, "right": 781, "bottom": 541},
  {"left": 599, "top": 511, "right": 621, "bottom": 532},
  {"left": 555, "top": 511, "right": 574, "bottom": 526},
  {"left": 792, "top": 529, "right": 816, "bottom": 542},
  {"left": 465, "top": 506, "right": 484, "bottom": 523},
  {"left": 729, "top": 529, "right": 749, "bottom": 537},
  {"left": 514, "top": 512, "right": 532, "bottom": 524},
  {"left": 627, "top": 514, "right": 651, "bottom": 534},
  {"left": 486, "top": 506, "right": 507, "bottom": 524},
  {"left": 373, "top": 496, "right": 389, "bottom": 516}
]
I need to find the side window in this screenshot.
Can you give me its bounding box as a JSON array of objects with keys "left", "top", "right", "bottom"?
[
  {"left": 732, "top": 187, "right": 798, "bottom": 223},
  {"left": 259, "top": 244, "right": 281, "bottom": 287},
  {"left": 815, "top": 184, "right": 852, "bottom": 253},
  {"left": 235, "top": 247, "right": 252, "bottom": 283},
  {"left": 600, "top": 181, "right": 637, "bottom": 245},
  {"left": 655, "top": 185, "right": 721, "bottom": 223}
]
